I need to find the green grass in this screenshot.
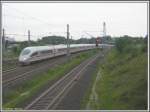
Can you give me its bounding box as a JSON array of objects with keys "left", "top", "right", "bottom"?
[
  {"left": 83, "top": 37, "right": 147, "bottom": 110},
  {"left": 94, "top": 49, "right": 147, "bottom": 110},
  {"left": 82, "top": 37, "right": 148, "bottom": 110},
  {"left": 3, "top": 49, "right": 99, "bottom": 109}
]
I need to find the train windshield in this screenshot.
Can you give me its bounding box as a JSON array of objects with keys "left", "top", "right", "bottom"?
[{"left": 21, "top": 49, "right": 31, "bottom": 55}]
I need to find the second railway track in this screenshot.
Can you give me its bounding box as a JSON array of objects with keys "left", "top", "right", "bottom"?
[
  {"left": 25, "top": 52, "right": 100, "bottom": 110},
  {"left": 2, "top": 53, "right": 79, "bottom": 88}
]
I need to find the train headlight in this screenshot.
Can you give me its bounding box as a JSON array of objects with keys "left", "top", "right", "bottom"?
[{"left": 23, "top": 57, "right": 27, "bottom": 61}]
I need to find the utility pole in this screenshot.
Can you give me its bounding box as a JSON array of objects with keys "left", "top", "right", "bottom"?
[
  {"left": 102, "top": 22, "right": 106, "bottom": 44},
  {"left": 67, "top": 24, "right": 70, "bottom": 59},
  {"left": 28, "top": 30, "right": 31, "bottom": 46},
  {"left": 2, "top": 28, "right": 5, "bottom": 51}
]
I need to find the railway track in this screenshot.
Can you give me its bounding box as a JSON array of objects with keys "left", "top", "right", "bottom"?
[
  {"left": 2, "top": 55, "right": 73, "bottom": 88},
  {"left": 2, "top": 51, "right": 89, "bottom": 88},
  {"left": 25, "top": 53, "right": 100, "bottom": 110},
  {"left": 2, "top": 57, "right": 60, "bottom": 75},
  {"left": 2, "top": 67, "right": 18, "bottom": 73},
  {"left": 2, "top": 58, "right": 18, "bottom": 72}
]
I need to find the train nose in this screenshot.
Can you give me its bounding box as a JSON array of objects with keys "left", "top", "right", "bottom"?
[{"left": 19, "top": 56, "right": 28, "bottom": 62}]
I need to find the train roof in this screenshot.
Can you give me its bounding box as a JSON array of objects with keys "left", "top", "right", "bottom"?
[{"left": 22, "top": 44, "right": 95, "bottom": 52}]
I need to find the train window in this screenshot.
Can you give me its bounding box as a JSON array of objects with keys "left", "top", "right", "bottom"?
[
  {"left": 59, "top": 48, "right": 66, "bottom": 52},
  {"left": 41, "top": 50, "right": 52, "bottom": 54},
  {"left": 21, "top": 49, "right": 31, "bottom": 55},
  {"left": 47, "top": 50, "right": 53, "bottom": 53},
  {"left": 31, "top": 52, "right": 38, "bottom": 57}
]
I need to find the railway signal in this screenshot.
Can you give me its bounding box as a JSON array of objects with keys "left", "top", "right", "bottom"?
[{"left": 95, "top": 37, "right": 102, "bottom": 47}]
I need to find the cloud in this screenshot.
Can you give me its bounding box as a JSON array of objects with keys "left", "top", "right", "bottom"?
[{"left": 2, "top": 2, "right": 148, "bottom": 41}]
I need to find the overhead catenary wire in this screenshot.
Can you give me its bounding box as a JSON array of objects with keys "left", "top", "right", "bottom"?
[
  {"left": 4, "top": 31, "right": 67, "bottom": 41},
  {"left": 3, "top": 6, "right": 102, "bottom": 29},
  {"left": 3, "top": 5, "right": 65, "bottom": 28},
  {"left": 3, "top": 5, "right": 106, "bottom": 41},
  {"left": 3, "top": 5, "right": 69, "bottom": 41},
  {"left": 5, "top": 34, "right": 34, "bottom": 37}
]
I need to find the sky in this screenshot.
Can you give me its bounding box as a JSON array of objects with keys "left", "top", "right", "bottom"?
[{"left": 2, "top": 2, "right": 148, "bottom": 41}]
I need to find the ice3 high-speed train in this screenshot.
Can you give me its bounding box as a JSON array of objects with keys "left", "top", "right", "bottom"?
[{"left": 19, "top": 44, "right": 96, "bottom": 65}]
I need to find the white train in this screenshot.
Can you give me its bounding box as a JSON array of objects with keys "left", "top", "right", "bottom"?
[{"left": 19, "top": 44, "right": 96, "bottom": 65}]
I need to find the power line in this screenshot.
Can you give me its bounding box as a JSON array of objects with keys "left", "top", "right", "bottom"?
[
  {"left": 5, "top": 34, "right": 35, "bottom": 37},
  {"left": 3, "top": 5, "right": 64, "bottom": 28},
  {"left": 3, "top": 14, "right": 25, "bottom": 20},
  {"left": 3, "top": 5, "right": 100, "bottom": 28},
  {"left": 5, "top": 31, "right": 67, "bottom": 38}
]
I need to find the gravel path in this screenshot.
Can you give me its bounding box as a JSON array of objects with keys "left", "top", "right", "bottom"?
[{"left": 86, "top": 71, "right": 101, "bottom": 109}]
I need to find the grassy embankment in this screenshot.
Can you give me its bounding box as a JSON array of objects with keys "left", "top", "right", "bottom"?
[
  {"left": 3, "top": 49, "right": 99, "bottom": 109},
  {"left": 83, "top": 37, "right": 147, "bottom": 110}
]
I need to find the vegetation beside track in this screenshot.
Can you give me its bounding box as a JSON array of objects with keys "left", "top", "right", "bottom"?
[
  {"left": 83, "top": 36, "right": 147, "bottom": 110},
  {"left": 3, "top": 49, "right": 99, "bottom": 109}
]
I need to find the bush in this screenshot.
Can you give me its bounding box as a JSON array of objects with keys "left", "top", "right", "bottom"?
[
  {"left": 115, "top": 37, "right": 132, "bottom": 53},
  {"left": 115, "top": 36, "right": 147, "bottom": 55}
]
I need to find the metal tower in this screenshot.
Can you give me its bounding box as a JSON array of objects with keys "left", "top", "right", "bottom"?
[{"left": 103, "top": 22, "right": 106, "bottom": 37}]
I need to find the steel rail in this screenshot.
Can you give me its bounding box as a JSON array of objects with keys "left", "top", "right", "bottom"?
[
  {"left": 25, "top": 53, "right": 100, "bottom": 110},
  {"left": 2, "top": 58, "right": 67, "bottom": 88}
]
